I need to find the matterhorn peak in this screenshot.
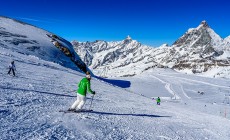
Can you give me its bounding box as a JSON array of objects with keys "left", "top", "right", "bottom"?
[{"left": 199, "top": 20, "right": 209, "bottom": 28}]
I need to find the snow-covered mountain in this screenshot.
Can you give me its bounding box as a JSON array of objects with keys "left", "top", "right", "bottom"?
[
  {"left": 72, "top": 36, "right": 161, "bottom": 77},
  {"left": 73, "top": 21, "right": 230, "bottom": 78},
  {"left": 165, "top": 20, "right": 230, "bottom": 75},
  {"left": 0, "top": 16, "right": 88, "bottom": 73}
]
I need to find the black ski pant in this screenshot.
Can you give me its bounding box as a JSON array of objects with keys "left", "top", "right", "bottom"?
[{"left": 8, "top": 68, "right": 15, "bottom": 76}]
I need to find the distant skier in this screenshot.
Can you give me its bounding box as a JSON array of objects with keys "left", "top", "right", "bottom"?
[
  {"left": 68, "top": 71, "right": 95, "bottom": 111},
  {"left": 156, "top": 97, "right": 161, "bottom": 105},
  {"left": 8, "top": 61, "right": 16, "bottom": 76}
]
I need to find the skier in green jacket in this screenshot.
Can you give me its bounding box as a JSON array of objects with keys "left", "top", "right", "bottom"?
[
  {"left": 156, "top": 97, "right": 161, "bottom": 105},
  {"left": 68, "top": 72, "right": 95, "bottom": 111}
]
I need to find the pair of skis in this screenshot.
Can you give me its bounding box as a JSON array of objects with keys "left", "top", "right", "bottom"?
[
  {"left": 59, "top": 109, "right": 93, "bottom": 113},
  {"left": 60, "top": 95, "right": 95, "bottom": 114}
]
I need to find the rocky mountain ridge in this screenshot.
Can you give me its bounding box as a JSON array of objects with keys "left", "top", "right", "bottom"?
[{"left": 73, "top": 21, "right": 230, "bottom": 78}]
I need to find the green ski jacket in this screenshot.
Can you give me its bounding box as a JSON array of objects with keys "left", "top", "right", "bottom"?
[
  {"left": 77, "top": 78, "right": 94, "bottom": 96},
  {"left": 157, "top": 98, "right": 161, "bottom": 103}
]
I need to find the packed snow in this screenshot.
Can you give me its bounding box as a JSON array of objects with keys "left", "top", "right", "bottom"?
[{"left": 1, "top": 46, "right": 230, "bottom": 139}]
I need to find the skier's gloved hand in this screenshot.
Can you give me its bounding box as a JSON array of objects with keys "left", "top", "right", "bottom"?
[{"left": 92, "top": 91, "right": 96, "bottom": 95}]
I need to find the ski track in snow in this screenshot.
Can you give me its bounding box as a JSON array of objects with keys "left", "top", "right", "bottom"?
[
  {"left": 156, "top": 73, "right": 230, "bottom": 89},
  {"left": 180, "top": 84, "right": 191, "bottom": 99},
  {"left": 150, "top": 75, "right": 181, "bottom": 99}
]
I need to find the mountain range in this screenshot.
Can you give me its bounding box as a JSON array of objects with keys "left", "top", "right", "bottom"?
[
  {"left": 1, "top": 16, "right": 230, "bottom": 78},
  {"left": 73, "top": 21, "right": 230, "bottom": 78}
]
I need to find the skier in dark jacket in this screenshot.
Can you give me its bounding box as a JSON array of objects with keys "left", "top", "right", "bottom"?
[
  {"left": 8, "top": 61, "right": 16, "bottom": 76},
  {"left": 68, "top": 72, "right": 95, "bottom": 111}
]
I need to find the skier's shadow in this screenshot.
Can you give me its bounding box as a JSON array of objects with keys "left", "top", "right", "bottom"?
[{"left": 88, "top": 111, "right": 171, "bottom": 118}]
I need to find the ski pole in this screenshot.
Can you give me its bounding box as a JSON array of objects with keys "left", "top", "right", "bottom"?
[
  {"left": 88, "top": 94, "right": 95, "bottom": 111},
  {"left": 85, "top": 95, "right": 94, "bottom": 118}
]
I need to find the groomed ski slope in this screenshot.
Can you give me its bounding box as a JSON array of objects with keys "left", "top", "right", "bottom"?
[{"left": 1, "top": 48, "right": 230, "bottom": 140}]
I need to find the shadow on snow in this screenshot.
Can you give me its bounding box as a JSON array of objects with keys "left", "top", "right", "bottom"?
[
  {"left": 95, "top": 76, "right": 131, "bottom": 88},
  {"left": 88, "top": 111, "right": 171, "bottom": 118},
  {"left": 0, "top": 85, "right": 76, "bottom": 98}
]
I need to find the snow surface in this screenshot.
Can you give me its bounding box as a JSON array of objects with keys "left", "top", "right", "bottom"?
[{"left": 1, "top": 45, "right": 230, "bottom": 139}]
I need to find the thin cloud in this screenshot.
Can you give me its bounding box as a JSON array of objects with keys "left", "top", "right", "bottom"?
[{"left": 15, "top": 17, "right": 62, "bottom": 23}]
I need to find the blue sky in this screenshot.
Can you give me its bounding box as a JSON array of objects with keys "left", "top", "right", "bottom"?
[{"left": 1, "top": 0, "right": 230, "bottom": 46}]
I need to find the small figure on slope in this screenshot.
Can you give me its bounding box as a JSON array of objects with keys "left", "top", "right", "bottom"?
[
  {"left": 8, "top": 61, "right": 16, "bottom": 76},
  {"left": 156, "top": 97, "right": 161, "bottom": 105},
  {"left": 68, "top": 72, "right": 95, "bottom": 111}
]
